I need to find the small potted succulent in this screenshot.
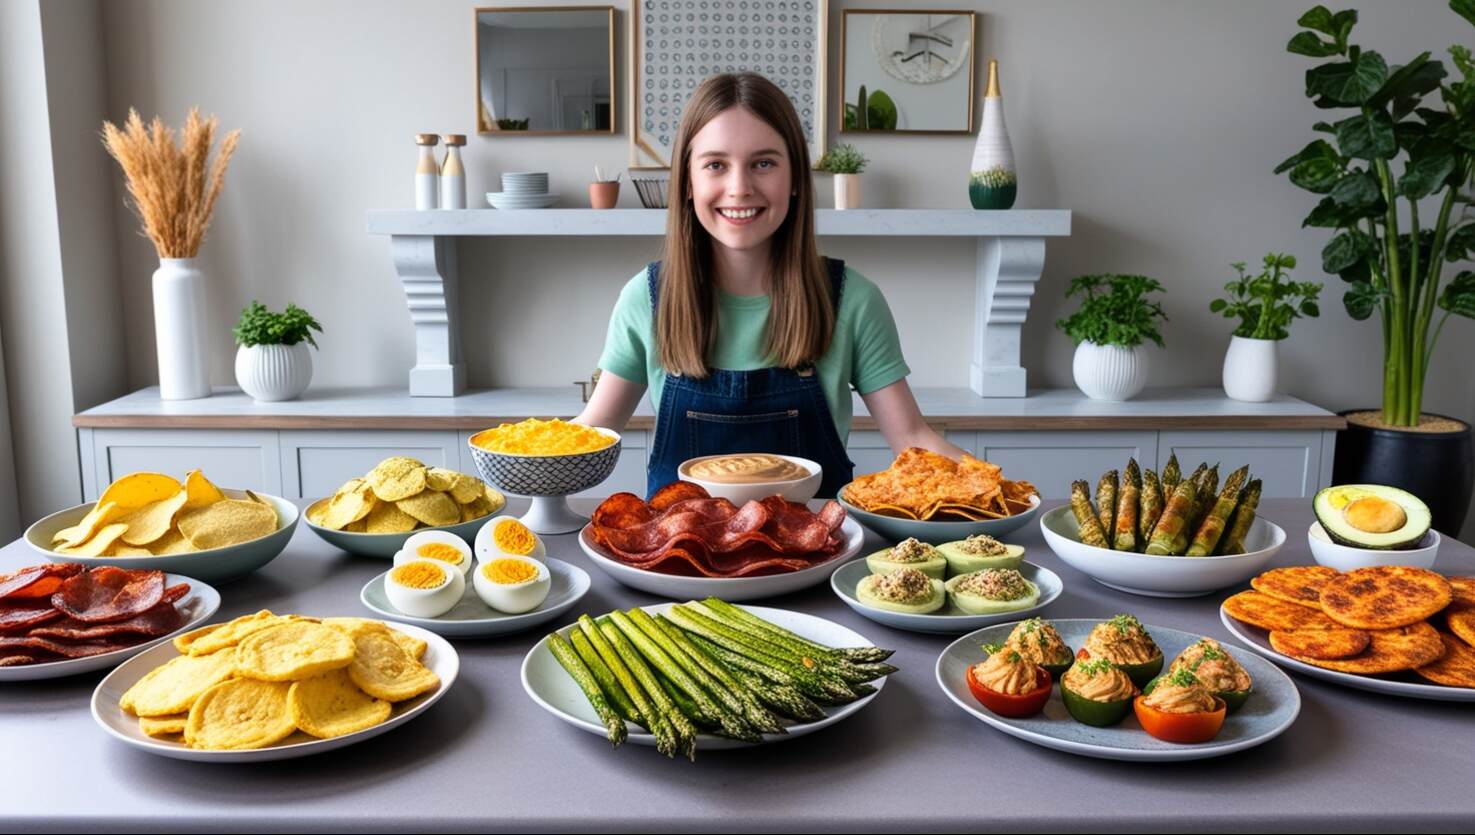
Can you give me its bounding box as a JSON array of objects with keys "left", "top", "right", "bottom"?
[
  {"left": 232, "top": 301, "right": 323, "bottom": 402},
  {"left": 815, "top": 143, "right": 867, "bottom": 210},
  {"left": 1056, "top": 274, "right": 1168, "bottom": 401},
  {"left": 1210, "top": 252, "right": 1322, "bottom": 402}
]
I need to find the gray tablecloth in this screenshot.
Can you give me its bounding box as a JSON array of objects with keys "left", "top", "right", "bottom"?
[{"left": 3, "top": 499, "right": 1472, "bottom": 833}]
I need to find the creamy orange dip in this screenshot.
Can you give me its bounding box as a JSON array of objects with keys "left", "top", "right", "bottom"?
[
  {"left": 1170, "top": 638, "right": 1252, "bottom": 693},
  {"left": 1005, "top": 618, "right": 1072, "bottom": 666},
  {"left": 1141, "top": 671, "right": 1220, "bottom": 714},
  {"left": 1084, "top": 615, "right": 1161, "bottom": 665},
  {"left": 971, "top": 650, "right": 1043, "bottom": 695},
  {"left": 684, "top": 454, "right": 808, "bottom": 483},
  {"left": 1062, "top": 659, "right": 1136, "bottom": 703}
]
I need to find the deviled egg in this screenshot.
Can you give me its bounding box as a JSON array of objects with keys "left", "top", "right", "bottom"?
[
  {"left": 396, "top": 530, "right": 474, "bottom": 576},
  {"left": 384, "top": 558, "right": 465, "bottom": 618},
  {"left": 475, "top": 515, "right": 547, "bottom": 562},
  {"left": 473, "top": 554, "right": 551, "bottom": 614}
]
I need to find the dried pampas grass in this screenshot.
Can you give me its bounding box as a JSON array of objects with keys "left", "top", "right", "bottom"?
[{"left": 102, "top": 108, "right": 240, "bottom": 259}]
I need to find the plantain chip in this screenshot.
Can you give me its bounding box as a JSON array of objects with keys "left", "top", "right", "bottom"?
[
  {"left": 235, "top": 622, "right": 356, "bottom": 682},
  {"left": 288, "top": 668, "right": 392, "bottom": 739},
  {"left": 395, "top": 490, "right": 460, "bottom": 528},
  {"left": 185, "top": 678, "right": 296, "bottom": 750}
]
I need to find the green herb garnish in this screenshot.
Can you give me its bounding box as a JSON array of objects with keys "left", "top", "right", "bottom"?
[{"left": 980, "top": 642, "right": 1005, "bottom": 655}]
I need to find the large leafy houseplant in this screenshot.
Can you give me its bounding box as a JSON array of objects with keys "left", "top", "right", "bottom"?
[{"left": 1277, "top": 3, "right": 1475, "bottom": 426}]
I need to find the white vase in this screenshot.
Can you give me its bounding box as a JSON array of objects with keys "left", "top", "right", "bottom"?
[
  {"left": 235, "top": 342, "right": 313, "bottom": 402},
  {"left": 969, "top": 60, "right": 1017, "bottom": 210},
  {"left": 833, "top": 173, "right": 861, "bottom": 210},
  {"left": 152, "top": 258, "right": 212, "bottom": 401},
  {"left": 1072, "top": 341, "right": 1149, "bottom": 401},
  {"left": 1222, "top": 335, "right": 1278, "bottom": 402}
]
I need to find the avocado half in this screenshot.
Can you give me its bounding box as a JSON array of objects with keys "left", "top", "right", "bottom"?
[
  {"left": 856, "top": 574, "right": 946, "bottom": 614},
  {"left": 944, "top": 575, "right": 1041, "bottom": 615},
  {"left": 1313, "top": 484, "right": 1432, "bottom": 550},
  {"left": 865, "top": 548, "right": 948, "bottom": 580},
  {"left": 936, "top": 541, "right": 1025, "bottom": 576}
]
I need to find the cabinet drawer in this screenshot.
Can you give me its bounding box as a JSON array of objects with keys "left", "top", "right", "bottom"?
[
  {"left": 281, "top": 430, "right": 462, "bottom": 499},
  {"left": 1158, "top": 431, "right": 1322, "bottom": 498},
  {"left": 88, "top": 429, "right": 282, "bottom": 499},
  {"left": 975, "top": 431, "right": 1158, "bottom": 499}
]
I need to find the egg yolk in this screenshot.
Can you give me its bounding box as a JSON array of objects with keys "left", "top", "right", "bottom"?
[
  {"left": 482, "top": 558, "right": 538, "bottom": 585},
  {"left": 494, "top": 520, "right": 537, "bottom": 555},
  {"left": 1343, "top": 496, "right": 1407, "bottom": 533},
  {"left": 391, "top": 561, "right": 447, "bottom": 589},
  {"left": 416, "top": 542, "right": 465, "bottom": 565}
]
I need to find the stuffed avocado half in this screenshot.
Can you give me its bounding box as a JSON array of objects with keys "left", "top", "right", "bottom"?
[
  {"left": 866, "top": 537, "right": 948, "bottom": 580},
  {"left": 944, "top": 568, "right": 1040, "bottom": 615},
  {"left": 856, "top": 566, "right": 946, "bottom": 614},
  {"left": 937, "top": 534, "right": 1024, "bottom": 576},
  {"left": 1313, "top": 484, "right": 1432, "bottom": 550}
]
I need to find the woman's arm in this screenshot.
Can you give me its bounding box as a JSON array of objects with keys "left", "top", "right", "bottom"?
[
  {"left": 573, "top": 370, "right": 647, "bottom": 432},
  {"left": 861, "top": 378, "right": 969, "bottom": 459}
]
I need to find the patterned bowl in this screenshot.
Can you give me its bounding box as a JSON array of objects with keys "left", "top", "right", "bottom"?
[{"left": 467, "top": 427, "right": 622, "bottom": 498}]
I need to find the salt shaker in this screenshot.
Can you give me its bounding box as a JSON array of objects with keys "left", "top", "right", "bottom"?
[
  {"left": 414, "top": 133, "right": 439, "bottom": 210},
  {"left": 440, "top": 134, "right": 467, "bottom": 209}
]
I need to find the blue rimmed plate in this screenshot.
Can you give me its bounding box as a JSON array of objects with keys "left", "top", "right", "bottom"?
[{"left": 831, "top": 558, "right": 1063, "bottom": 635}]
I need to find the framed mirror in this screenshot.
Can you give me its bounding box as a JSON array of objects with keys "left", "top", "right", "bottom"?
[
  {"left": 475, "top": 6, "right": 617, "bottom": 135},
  {"left": 839, "top": 9, "right": 976, "bottom": 134}
]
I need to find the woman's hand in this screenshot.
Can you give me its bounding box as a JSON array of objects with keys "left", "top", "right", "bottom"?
[
  {"left": 861, "top": 378, "right": 968, "bottom": 459},
  {"left": 572, "top": 369, "right": 646, "bottom": 432}
]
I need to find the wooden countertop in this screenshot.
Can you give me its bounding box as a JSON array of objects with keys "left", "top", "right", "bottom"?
[{"left": 73, "top": 386, "right": 1347, "bottom": 432}]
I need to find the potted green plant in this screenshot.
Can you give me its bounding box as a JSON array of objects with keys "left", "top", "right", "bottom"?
[
  {"left": 1210, "top": 253, "right": 1323, "bottom": 401},
  {"left": 815, "top": 143, "right": 867, "bottom": 210},
  {"left": 232, "top": 301, "right": 323, "bottom": 402},
  {"left": 1278, "top": 3, "right": 1475, "bottom": 531},
  {"left": 1056, "top": 274, "right": 1168, "bottom": 401}
]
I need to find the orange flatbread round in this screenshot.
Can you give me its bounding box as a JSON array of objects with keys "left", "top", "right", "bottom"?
[
  {"left": 1445, "top": 576, "right": 1475, "bottom": 610},
  {"left": 1413, "top": 632, "right": 1475, "bottom": 688},
  {"left": 1320, "top": 566, "right": 1453, "bottom": 629},
  {"left": 1223, "top": 590, "right": 1341, "bottom": 632},
  {"left": 1447, "top": 609, "right": 1475, "bottom": 648},
  {"left": 1251, "top": 566, "right": 1341, "bottom": 609},
  {"left": 1269, "top": 628, "right": 1371, "bottom": 660},
  {"left": 1283, "top": 622, "right": 1444, "bottom": 674}
]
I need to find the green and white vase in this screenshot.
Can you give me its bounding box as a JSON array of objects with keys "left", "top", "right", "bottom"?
[{"left": 969, "top": 60, "right": 1017, "bottom": 210}]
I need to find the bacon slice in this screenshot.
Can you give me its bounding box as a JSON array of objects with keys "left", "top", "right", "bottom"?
[
  {"left": 0, "top": 604, "right": 64, "bottom": 634},
  {"left": 0, "top": 564, "right": 84, "bottom": 601},
  {"left": 0, "top": 635, "right": 137, "bottom": 659},
  {"left": 50, "top": 566, "right": 165, "bottom": 624},
  {"left": 28, "top": 599, "right": 184, "bottom": 641}
]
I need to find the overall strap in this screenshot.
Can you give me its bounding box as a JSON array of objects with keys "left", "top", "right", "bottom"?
[
  {"left": 646, "top": 261, "right": 662, "bottom": 310},
  {"left": 824, "top": 256, "right": 847, "bottom": 312}
]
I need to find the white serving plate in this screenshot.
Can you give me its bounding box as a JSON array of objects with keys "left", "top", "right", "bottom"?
[
  {"left": 577, "top": 516, "right": 863, "bottom": 601},
  {"left": 1219, "top": 607, "right": 1475, "bottom": 702},
  {"left": 838, "top": 491, "right": 1041, "bottom": 542},
  {"left": 522, "top": 603, "right": 886, "bottom": 750},
  {"left": 91, "top": 621, "right": 458, "bottom": 762},
  {"left": 830, "top": 558, "right": 1063, "bottom": 635},
  {"left": 360, "top": 557, "right": 591, "bottom": 638},
  {"left": 936, "top": 619, "right": 1301, "bottom": 762},
  {"left": 1307, "top": 522, "right": 1441, "bottom": 571},
  {"left": 1039, "top": 506, "right": 1285, "bottom": 597}
]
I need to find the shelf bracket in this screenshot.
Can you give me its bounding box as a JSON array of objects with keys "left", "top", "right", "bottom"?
[
  {"left": 391, "top": 234, "right": 465, "bottom": 396},
  {"left": 971, "top": 236, "right": 1046, "bottom": 397}
]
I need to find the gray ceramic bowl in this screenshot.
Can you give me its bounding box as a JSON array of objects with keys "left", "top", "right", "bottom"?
[
  {"left": 467, "top": 427, "right": 621, "bottom": 497},
  {"left": 836, "top": 490, "right": 1041, "bottom": 543},
  {"left": 24, "top": 490, "right": 298, "bottom": 584},
  {"left": 303, "top": 497, "right": 496, "bottom": 559}
]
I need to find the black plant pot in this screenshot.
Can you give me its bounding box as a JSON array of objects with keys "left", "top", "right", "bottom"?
[{"left": 1331, "top": 411, "right": 1473, "bottom": 536}]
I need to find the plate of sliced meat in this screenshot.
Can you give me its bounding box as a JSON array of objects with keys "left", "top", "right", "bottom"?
[
  {"left": 579, "top": 483, "right": 863, "bottom": 601},
  {"left": 0, "top": 564, "right": 219, "bottom": 681}
]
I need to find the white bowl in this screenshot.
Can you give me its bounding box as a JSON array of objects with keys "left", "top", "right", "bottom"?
[
  {"left": 677, "top": 454, "right": 822, "bottom": 504},
  {"left": 1038, "top": 505, "right": 1285, "bottom": 598},
  {"left": 1306, "top": 522, "right": 1440, "bottom": 571}
]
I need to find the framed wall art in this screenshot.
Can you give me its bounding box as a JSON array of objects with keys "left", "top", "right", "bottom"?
[
  {"left": 630, "top": 0, "right": 827, "bottom": 168},
  {"left": 475, "top": 6, "right": 617, "bottom": 136},
  {"left": 839, "top": 9, "right": 976, "bottom": 134}
]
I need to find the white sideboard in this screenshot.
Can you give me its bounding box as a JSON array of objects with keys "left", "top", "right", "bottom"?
[{"left": 75, "top": 386, "right": 1343, "bottom": 503}]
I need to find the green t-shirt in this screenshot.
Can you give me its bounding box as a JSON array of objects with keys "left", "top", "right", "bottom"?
[{"left": 596, "top": 264, "right": 911, "bottom": 445}]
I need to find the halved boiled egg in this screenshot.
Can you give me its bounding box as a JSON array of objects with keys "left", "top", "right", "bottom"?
[
  {"left": 475, "top": 515, "right": 546, "bottom": 562},
  {"left": 397, "top": 530, "right": 473, "bottom": 576},
  {"left": 384, "top": 558, "right": 465, "bottom": 618},
  {"left": 472, "top": 554, "right": 551, "bottom": 614}
]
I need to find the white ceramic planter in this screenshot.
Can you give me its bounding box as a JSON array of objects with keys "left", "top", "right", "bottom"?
[
  {"left": 235, "top": 342, "right": 313, "bottom": 402},
  {"left": 1222, "top": 335, "right": 1278, "bottom": 402},
  {"left": 833, "top": 174, "right": 861, "bottom": 210},
  {"left": 152, "top": 258, "right": 212, "bottom": 401},
  {"left": 1072, "top": 341, "right": 1148, "bottom": 401}
]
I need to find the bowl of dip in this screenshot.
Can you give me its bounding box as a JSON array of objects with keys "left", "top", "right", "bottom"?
[{"left": 678, "top": 454, "right": 822, "bottom": 505}]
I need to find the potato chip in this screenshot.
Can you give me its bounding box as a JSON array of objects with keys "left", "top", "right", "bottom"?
[
  {"left": 364, "top": 499, "right": 420, "bottom": 534},
  {"left": 305, "top": 500, "right": 329, "bottom": 527},
  {"left": 187, "top": 610, "right": 287, "bottom": 656},
  {"left": 347, "top": 629, "right": 439, "bottom": 702},
  {"left": 185, "top": 678, "right": 296, "bottom": 750},
  {"left": 236, "top": 622, "right": 355, "bottom": 681},
  {"left": 121, "top": 646, "right": 239, "bottom": 717},
  {"left": 55, "top": 523, "right": 129, "bottom": 557},
  {"left": 1284, "top": 622, "right": 1445, "bottom": 674},
  {"left": 149, "top": 528, "right": 196, "bottom": 555},
  {"left": 321, "top": 479, "right": 376, "bottom": 530},
  {"left": 139, "top": 714, "right": 189, "bottom": 738},
  {"left": 1251, "top": 566, "right": 1341, "bottom": 609},
  {"left": 119, "top": 489, "right": 190, "bottom": 546},
  {"left": 173, "top": 623, "right": 223, "bottom": 654},
  {"left": 844, "top": 448, "right": 1035, "bottom": 521},
  {"left": 322, "top": 618, "right": 427, "bottom": 659},
  {"left": 98, "top": 472, "right": 184, "bottom": 510},
  {"left": 183, "top": 469, "right": 226, "bottom": 511},
  {"left": 442, "top": 470, "right": 483, "bottom": 505},
  {"left": 107, "top": 543, "right": 156, "bottom": 557},
  {"left": 396, "top": 490, "right": 460, "bottom": 528},
  {"left": 344, "top": 518, "right": 368, "bottom": 533},
  {"left": 176, "top": 499, "right": 278, "bottom": 550},
  {"left": 483, "top": 484, "right": 506, "bottom": 511},
  {"left": 425, "top": 468, "right": 457, "bottom": 493},
  {"left": 288, "top": 668, "right": 392, "bottom": 739},
  {"left": 52, "top": 501, "right": 127, "bottom": 548},
  {"left": 1269, "top": 628, "right": 1371, "bottom": 660},
  {"left": 1320, "top": 566, "right": 1453, "bottom": 629},
  {"left": 366, "top": 457, "right": 428, "bottom": 503}
]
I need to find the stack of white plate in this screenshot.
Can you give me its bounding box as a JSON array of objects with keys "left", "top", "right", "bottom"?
[{"left": 488, "top": 171, "right": 557, "bottom": 209}]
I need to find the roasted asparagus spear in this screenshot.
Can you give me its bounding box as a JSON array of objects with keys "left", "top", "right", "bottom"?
[
  {"left": 1096, "top": 470, "right": 1118, "bottom": 549},
  {"left": 1146, "top": 476, "right": 1199, "bottom": 555},
  {"left": 1114, "top": 459, "right": 1141, "bottom": 552},
  {"left": 1139, "top": 467, "right": 1164, "bottom": 547},
  {"left": 1188, "top": 464, "right": 1220, "bottom": 535},
  {"left": 1217, "top": 478, "right": 1262, "bottom": 555},
  {"left": 1186, "top": 465, "right": 1249, "bottom": 556},
  {"left": 1070, "top": 480, "right": 1110, "bottom": 548},
  {"left": 1161, "top": 453, "right": 1182, "bottom": 495}
]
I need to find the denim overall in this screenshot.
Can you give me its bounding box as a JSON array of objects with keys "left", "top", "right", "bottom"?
[{"left": 644, "top": 258, "right": 856, "bottom": 499}]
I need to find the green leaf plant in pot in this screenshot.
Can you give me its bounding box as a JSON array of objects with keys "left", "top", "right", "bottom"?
[
  {"left": 1211, "top": 253, "right": 1323, "bottom": 402},
  {"left": 815, "top": 143, "right": 868, "bottom": 210},
  {"left": 1278, "top": 3, "right": 1475, "bottom": 533},
  {"left": 1056, "top": 274, "right": 1168, "bottom": 402},
  {"left": 232, "top": 301, "right": 323, "bottom": 402}
]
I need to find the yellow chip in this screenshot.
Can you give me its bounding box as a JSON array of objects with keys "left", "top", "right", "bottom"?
[
  {"left": 366, "top": 457, "right": 429, "bottom": 503},
  {"left": 139, "top": 713, "right": 189, "bottom": 738},
  {"left": 344, "top": 518, "right": 368, "bottom": 533},
  {"left": 460, "top": 501, "right": 483, "bottom": 523},
  {"left": 245, "top": 489, "right": 270, "bottom": 506},
  {"left": 347, "top": 629, "right": 439, "bottom": 702},
  {"left": 120, "top": 646, "right": 239, "bottom": 717},
  {"left": 176, "top": 499, "right": 278, "bottom": 550},
  {"left": 185, "top": 678, "right": 296, "bottom": 750},
  {"left": 484, "top": 484, "right": 506, "bottom": 512},
  {"left": 187, "top": 610, "right": 287, "bottom": 656},
  {"left": 183, "top": 469, "right": 226, "bottom": 511},
  {"left": 288, "top": 668, "right": 392, "bottom": 739},
  {"left": 364, "top": 499, "right": 421, "bottom": 534},
  {"left": 322, "top": 617, "right": 427, "bottom": 660},
  {"left": 395, "top": 490, "right": 460, "bottom": 528},
  {"left": 444, "top": 470, "right": 484, "bottom": 505},
  {"left": 107, "top": 543, "right": 155, "bottom": 557},
  {"left": 236, "top": 621, "right": 356, "bottom": 682},
  {"left": 425, "top": 468, "right": 457, "bottom": 493},
  {"left": 98, "top": 472, "right": 184, "bottom": 510},
  {"left": 149, "top": 528, "right": 196, "bottom": 555},
  {"left": 173, "top": 623, "right": 223, "bottom": 654},
  {"left": 305, "top": 500, "right": 328, "bottom": 527},
  {"left": 55, "top": 523, "right": 129, "bottom": 557},
  {"left": 321, "top": 480, "right": 376, "bottom": 530},
  {"left": 53, "top": 501, "right": 127, "bottom": 548},
  {"left": 119, "top": 488, "right": 190, "bottom": 546}
]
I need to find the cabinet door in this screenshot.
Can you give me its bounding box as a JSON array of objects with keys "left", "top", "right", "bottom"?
[
  {"left": 458, "top": 430, "right": 648, "bottom": 498},
  {"left": 88, "top": 429, "right": 282, "bottom": 499},
  {"left": 845, "top": 431, "right": 896, "bottom": 477},
  {"left": 1158, "top": 431, "right": 1322, "bottom": 498},
  {"left": 282, "top": 430, "right": 462, "bottom": 499},
  {"left": 975, "top": 431, "right": 1158, "bottom": 499}
]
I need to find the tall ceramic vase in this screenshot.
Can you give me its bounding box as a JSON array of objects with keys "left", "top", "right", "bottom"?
[
  {"left": 969, "top": 59, "right": 1017, "bottom": 210},
  {"left": 152, "top": 258, "right": 212, "bottom": 400}
]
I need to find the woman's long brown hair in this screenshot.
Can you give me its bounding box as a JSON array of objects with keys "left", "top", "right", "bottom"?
[{"left": 657, "top": 73, "right": 833, "bottom": 378}]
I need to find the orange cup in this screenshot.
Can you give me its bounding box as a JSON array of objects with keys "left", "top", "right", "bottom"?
[{"left": 589, "top": 181, "right": 619, "bottom": 209}]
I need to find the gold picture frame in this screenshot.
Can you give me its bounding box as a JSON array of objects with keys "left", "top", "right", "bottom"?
[
  {"left": 474, "top": 6, "right": 618, "bottom": 136},
  {"left": 839, "top": 9, "right": 976, "bottom": 135}
]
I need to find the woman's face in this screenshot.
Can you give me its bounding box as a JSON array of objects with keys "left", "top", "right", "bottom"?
[{"left": 686, "top": 107, "right": 793, "bottom": 255}]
